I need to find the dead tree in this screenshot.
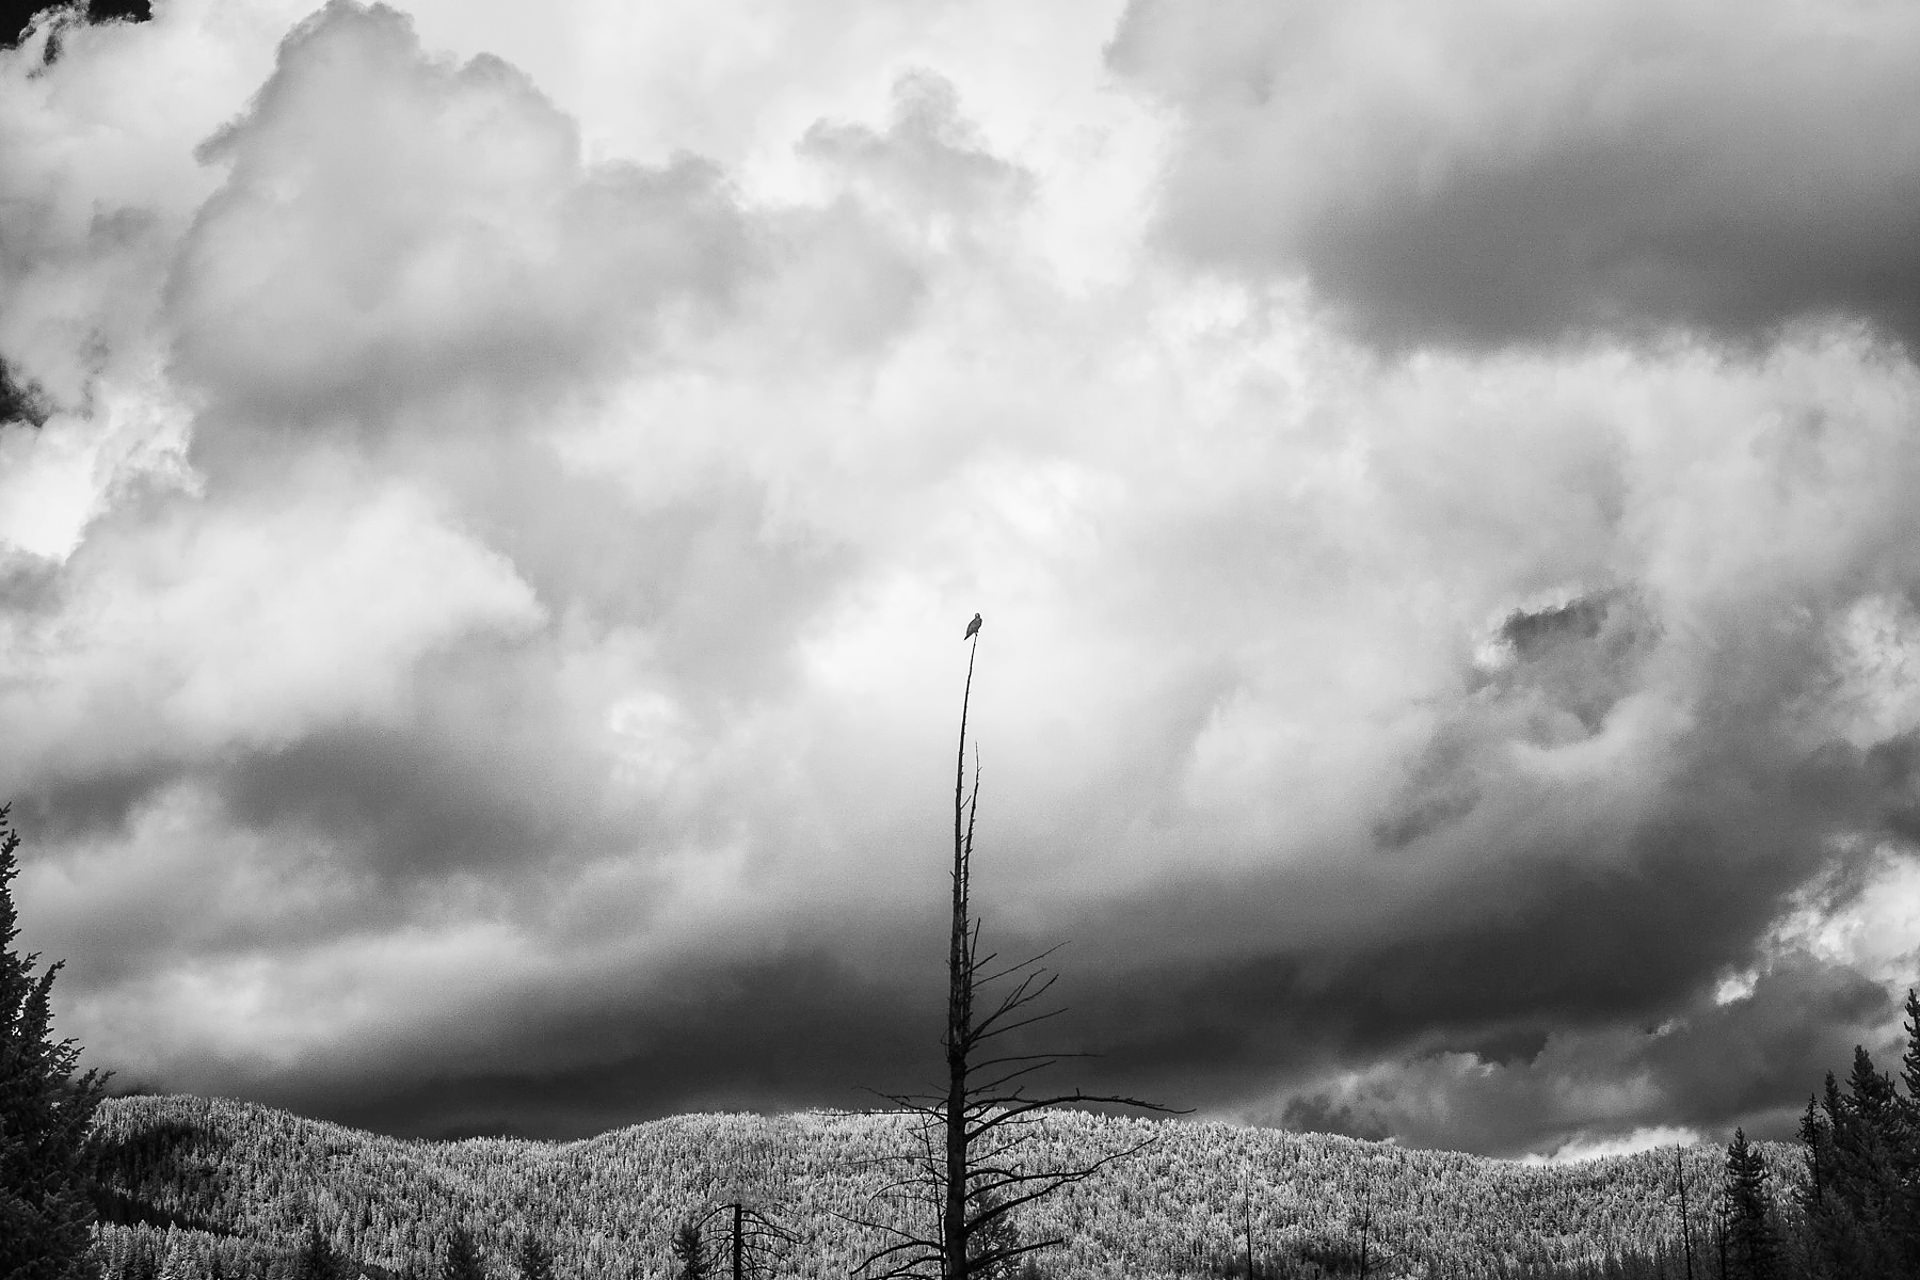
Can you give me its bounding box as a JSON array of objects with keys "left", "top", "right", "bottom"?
[
  {"left": 851, "top": 622, "right": 1180, "bottom": 1280},
  {"left": 685, "top": 1201, "right": 798, "bottom": 1280},
  {"left": 1672, "top": 1146, "right": 1696, "bottom": 1280},
  {"left": 1243, "top": 1167, "right": 1255, "bottom": 1280},
  {"left": 1355, "top": 1193, "right": 1374, "bottom": 1280}
]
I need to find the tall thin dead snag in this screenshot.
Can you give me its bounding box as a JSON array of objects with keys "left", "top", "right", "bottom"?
[{"left": 853, "top": 624, "right": 1178, "bottom": 1280}]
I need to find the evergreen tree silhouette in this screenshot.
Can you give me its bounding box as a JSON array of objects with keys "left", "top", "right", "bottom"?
[
  {"left": 1721, "top": 1129, "right": 1776, "bottom": 1280},
  {"left": 442, "top": 1225, "right": 486, "bottom": 1280},
  {"left": 291, "top": 1221, "right": 340, "bottom": 1280},
  {"left": 670, "top": 1220, "right": 708, "bottom": 1280},
  {"left": 0, "top": 803, "right": 106, "bottom": 1280},
  {"left": 514, "top": 1233, "right": 555, "bottom": 1280}
]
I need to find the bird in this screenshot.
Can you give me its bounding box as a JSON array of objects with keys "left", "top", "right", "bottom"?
[{"left": 964, "top": 612, "right": 982, "bottom": 640}]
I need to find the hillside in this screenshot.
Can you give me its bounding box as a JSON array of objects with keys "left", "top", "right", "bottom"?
[{"left": 88, "top": 1094, "right": 1791, "bottom": 1280}]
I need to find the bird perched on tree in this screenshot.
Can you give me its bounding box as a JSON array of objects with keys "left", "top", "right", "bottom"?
[{"left": 964, "top": 612, "right": 982, "bottom": 640}]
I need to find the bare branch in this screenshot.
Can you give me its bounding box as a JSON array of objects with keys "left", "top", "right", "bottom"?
[
  {"left": 972, "top": 943, "right": 1068, "bottom": 989},
  {"left": 970, "top": 1000, "right": 1068, "bottom": 1044}
]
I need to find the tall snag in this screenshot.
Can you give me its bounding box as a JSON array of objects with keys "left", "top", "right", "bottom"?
[{"left": 854, "top": 621, "right": 1178, "bottom": 1280}]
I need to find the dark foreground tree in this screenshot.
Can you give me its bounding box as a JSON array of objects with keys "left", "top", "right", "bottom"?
[
  {"left": 290, "top": 1221, "right": 340, "bottom": 1280},
  {"left": 1, "top": 803, "right": 107, "bottom": 1280},
  {"left": 1795, "top": 1026, "right": 1920, "bottom": 1278},
  {"left": 1722, "top": 1129, "right": 1777, "bottom": 1280},
  {"left": 670, "top": 1220, "right": 709, "bottom": 1280},
  {"left": 1670, "top": 1146, "right": 1698, "bottom": 1280},
  {"left": 513, "top": 1233, "right": 555, "bottom": 1280},
  {"left": 855, "top": 621, "right": 1177, "bottom": 1279},
  {"left": 442, "top": 1225, "right": 486, "bottom": 1280}
]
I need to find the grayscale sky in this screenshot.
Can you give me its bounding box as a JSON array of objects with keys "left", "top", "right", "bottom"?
[{"left": 4, "top": 0, "right": 1920, "bottom": 1161}]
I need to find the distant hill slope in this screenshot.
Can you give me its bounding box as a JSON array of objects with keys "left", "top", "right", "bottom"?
[{"left": 87, "top": 1094, "right": 1794, "bottom": 1280}]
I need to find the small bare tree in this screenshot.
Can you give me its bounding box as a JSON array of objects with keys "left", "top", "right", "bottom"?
[
  {"left": 853, "top": 621, "right": 1179, "bottom": 1280},
  {"left": 1671, "top": 1146, "right": 1697, "bottom": 1280},
  {"left": 681, "top": 1201, "right": 798, "bottom": 1280}
]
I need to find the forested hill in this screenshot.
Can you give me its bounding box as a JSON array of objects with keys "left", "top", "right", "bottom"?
[{"left": 89, "top": 1094, "right": 1786, "bottom": 1280}]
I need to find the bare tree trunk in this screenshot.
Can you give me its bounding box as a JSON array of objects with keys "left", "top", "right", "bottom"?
[
  {"left": 1676, "top": 1148, "right": 1695, "bottom": 1280},
  {"left": 945, "top": 635, "right": 980, "bottom": 1280},
  {"left": 687, "top": 1200, "right": 796, "bottom": 1280},
  {"left": 1243, "top": 1167, "right": 1254, "bottom": 1280}
]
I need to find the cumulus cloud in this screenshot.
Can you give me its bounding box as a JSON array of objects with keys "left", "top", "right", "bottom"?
[
  {"left": 168, "top": 1, "right": 756, "bottom": 440},
  {"left": 1109, "top": 0, "right": 1920, "bottom": 351},
  {"left": 2, "top": 0, "right": 1919, "bottom": 1154}
]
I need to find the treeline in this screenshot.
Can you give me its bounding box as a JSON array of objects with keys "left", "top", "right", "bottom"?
[
  {"left": 82, "top": 1094, "right": 1790, "bottom": 1280},
  {"left": 91, "top": 1218, "right": 564, "bottom": 1280}
]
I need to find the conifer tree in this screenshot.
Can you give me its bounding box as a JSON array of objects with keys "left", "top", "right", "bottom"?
[
  {"left": 1799, "top": 1070, "right": 1871, "bottom": 1276},
  {"left": 1, "top": 803, "right": 106, "bottom": 1280},
  {"left": 442, "top": 1225, "right": 485, "bottom": 1280},
  {"left": 290, "top": 1221, "right": 339, "bottom": 1280},
  {"left": 1898, "top": 990, "right": 1920, "bottom": 1273},
  {"left": 1721, "top": 1129, "right": 1776, "bottom": 1280},
  {"left": 670, "top": 1221, "right": 707, "bottom": 1280},
  {"left": 513, "top": 1234, "right": 555, "bottom": 1280},
  {"left": 155, "top": 1230, "right": 193, "bottom": 1280},
  {"left": 1840, "top": 1046, "right": 1902, "bottom": 1270},
  {"left": 1797, "top": 1096, "right": 1828, "bottom": 1210}
]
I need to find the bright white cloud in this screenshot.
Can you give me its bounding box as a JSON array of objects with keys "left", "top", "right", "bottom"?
[
  {"left": 2, "top": 476, "right": 544, "bottom": 784},
  {"left": 1521, "top": 1125, "right": 1703, "bottom": 1167}
]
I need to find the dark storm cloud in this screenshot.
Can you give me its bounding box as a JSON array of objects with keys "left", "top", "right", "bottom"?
[
  {"left": 9, "top": 762, "right": 183, "bottom": 844},
  {"left": 1042, "top": 797, "right": 1840, "bottom": 1113},
  {"left": 1256, "top": 953, "right": 1895, "bottom": 1157},
  {"left": 217, "top": 728, "right": 597, "bottom": 880},
  {"left": 294, "top": 944, "right": 938, "bottom": 1140},
  {"left": 1865, "top": 730, "right": 1920, "bottom": 846},
  {"left": 1498, "top": 595, "right": 1611, "bottom": 661},
  {"left": 0, "top": 355, "right": 52, "bottom": 426},
  {"left": 202, "top": 782, "right": 1901, "bottom": 1157},
  {"left": 1108, "top": 0, "right": 1920, "bottom": 351},
  {"left": 1645, "top": 959, "right": 1895, "bottom": 1128},
  {"left": 2, "top": 2, "right": 149, "bottom": 58},
  {"left": 1372, "top": 588, "right": 1656, "bottom": 849}
]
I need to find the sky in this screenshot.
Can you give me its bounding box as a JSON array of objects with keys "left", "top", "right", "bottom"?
[{"left": 3, "top": 0, "right": 1920, "bottom": 1162}]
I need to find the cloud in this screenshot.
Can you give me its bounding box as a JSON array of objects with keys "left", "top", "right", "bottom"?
[
  {"left": 1248, "top": 954, "right": 1891, "bottom": 1157},
  {"left": 2, "top": 478, "right": 543, "bottom": 798},
  {"left": 1109, "top": 0, "right": 1920, "bottom": 351},
  {"left": 4, "top": 0, "right": 1920, "bottom": 1157},
  {"left": 800, "top": 71, "right": 1034, "bottom": 231},
  {"left": 168, "top": 1, "right": 756, "bottom": 440},
  {"left": 1524, "top": 1126, "right": 1702, "bottom": 1166}
]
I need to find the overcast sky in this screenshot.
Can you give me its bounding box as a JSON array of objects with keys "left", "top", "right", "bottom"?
[{"left": 4, "top": 0, "right": 1920, "bottom": 1161}]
